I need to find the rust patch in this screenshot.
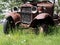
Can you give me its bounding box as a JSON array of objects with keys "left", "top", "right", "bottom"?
[
  {"left": 20, "top": 23, "right": 29, "bottom": 28},
  {"left": 5, "top": 12, "right": 21, "bottom": 23}
]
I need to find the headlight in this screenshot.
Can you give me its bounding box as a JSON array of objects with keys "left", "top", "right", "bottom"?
[{"left": 32, "top": 6, "right": 37, "bottom": 13}]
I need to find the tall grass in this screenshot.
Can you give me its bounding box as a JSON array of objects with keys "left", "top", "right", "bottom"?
[{"left": 0, "top": 24, "right": 60, "bottom": 45}]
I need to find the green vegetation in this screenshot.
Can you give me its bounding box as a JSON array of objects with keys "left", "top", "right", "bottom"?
[
  {"left": 0, "top": 15, "right": 4, "bottom": 19},
  {"left": 0, "top": 24, "right": 60, "bottom": 45}
]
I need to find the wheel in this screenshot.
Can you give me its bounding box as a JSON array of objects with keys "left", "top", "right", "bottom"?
[
  {"left": 33, "top": 24, "right": 48, "bottom": 34},
  {"left": 3, "top": 19, "right": 15, "bottom": 34},
  {"left": 3, "top": 19, "right": 10, "bottom": 34},
  {"left": 15, "top": 22, "right": 21, "bottom": 29},
  {"left": 38, "top": 24, "right": 48, "bottom": 33}
]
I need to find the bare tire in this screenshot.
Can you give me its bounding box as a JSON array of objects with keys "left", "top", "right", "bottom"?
[
  {"left": 3, "top": 19, "right": 10, "bottom": 34},
  {"left": 3, "top": 18, "right": 15, "bottom": 34},
  {"left": 38, "top": 24, "right": 48, "bottom": 33}
]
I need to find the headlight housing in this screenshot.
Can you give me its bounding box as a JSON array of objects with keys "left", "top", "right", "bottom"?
[{"left": 31, "top": 6, "right": 37, "bottom": 13}]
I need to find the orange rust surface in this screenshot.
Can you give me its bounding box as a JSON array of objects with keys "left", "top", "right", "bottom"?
[
  {"left": 20, "top": 23, "right": 29, "bottom": 28},
  {"left": 21, "top": 3, "right": 33, "bottom": 7},
  {"left": 37, "top": 2, "right": 53, "bottom": 8},
  {"left": 37, "top": 2, "right": 54, "bottom": 16},
  {"left": 6, "top": 12, "right": 21, "bottom": 23}
]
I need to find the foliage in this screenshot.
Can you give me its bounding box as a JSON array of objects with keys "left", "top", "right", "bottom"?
[
  {"left": 59, "top": 0, "right": 60, "bottom": 6},
  {"left": 0, "top": 0, "right": 60, "bottom": 10},
  {"left": 0, "top": 0, "right": 23, "bottom": 12},
  {"left": 0, "top": 15, "right": 4, "bottom": 19}
]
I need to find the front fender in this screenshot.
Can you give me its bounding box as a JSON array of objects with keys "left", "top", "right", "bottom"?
[
  {"left": 30, "top": 13, "right": 53, "bottom": 27},
  {"left": 5, "top": 12, "right": 21, "bottom": 23},
  {"left": 34, "top": 13, "right": 49, "bottom": 19}
]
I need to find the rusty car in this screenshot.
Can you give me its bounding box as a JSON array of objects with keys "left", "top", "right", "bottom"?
[{"left": 3, "top": 0, "right": 59, "bottom": 34}]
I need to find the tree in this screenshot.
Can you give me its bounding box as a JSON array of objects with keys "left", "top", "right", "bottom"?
[{"left": 58, "top": 0, "right": 60, "bottom": 6}]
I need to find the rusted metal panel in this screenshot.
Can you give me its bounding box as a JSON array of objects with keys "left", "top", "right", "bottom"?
[
  {"left": 37, "top": 2, "right": 53, "bottom": 7},
  {"left": 5, "top": 12, "right": 21, "bottom": 23},
  {"left": 20, "top": 3, "right": 33, "bottom": 7},
  {"left": 35, "top": 13, "right": 49, "bottom": 19},
  {"left": 37, "top": 2, "right": 54, "bottom": 16}
]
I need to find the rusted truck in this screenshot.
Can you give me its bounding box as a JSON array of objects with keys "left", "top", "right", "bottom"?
[{"left": 3, "top": 0, "right": 59, "bottom": 34}]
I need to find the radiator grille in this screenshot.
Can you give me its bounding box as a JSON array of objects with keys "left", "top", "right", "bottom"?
[{"left": 21, "top": 13, "right": 32, "bottom": 24}]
